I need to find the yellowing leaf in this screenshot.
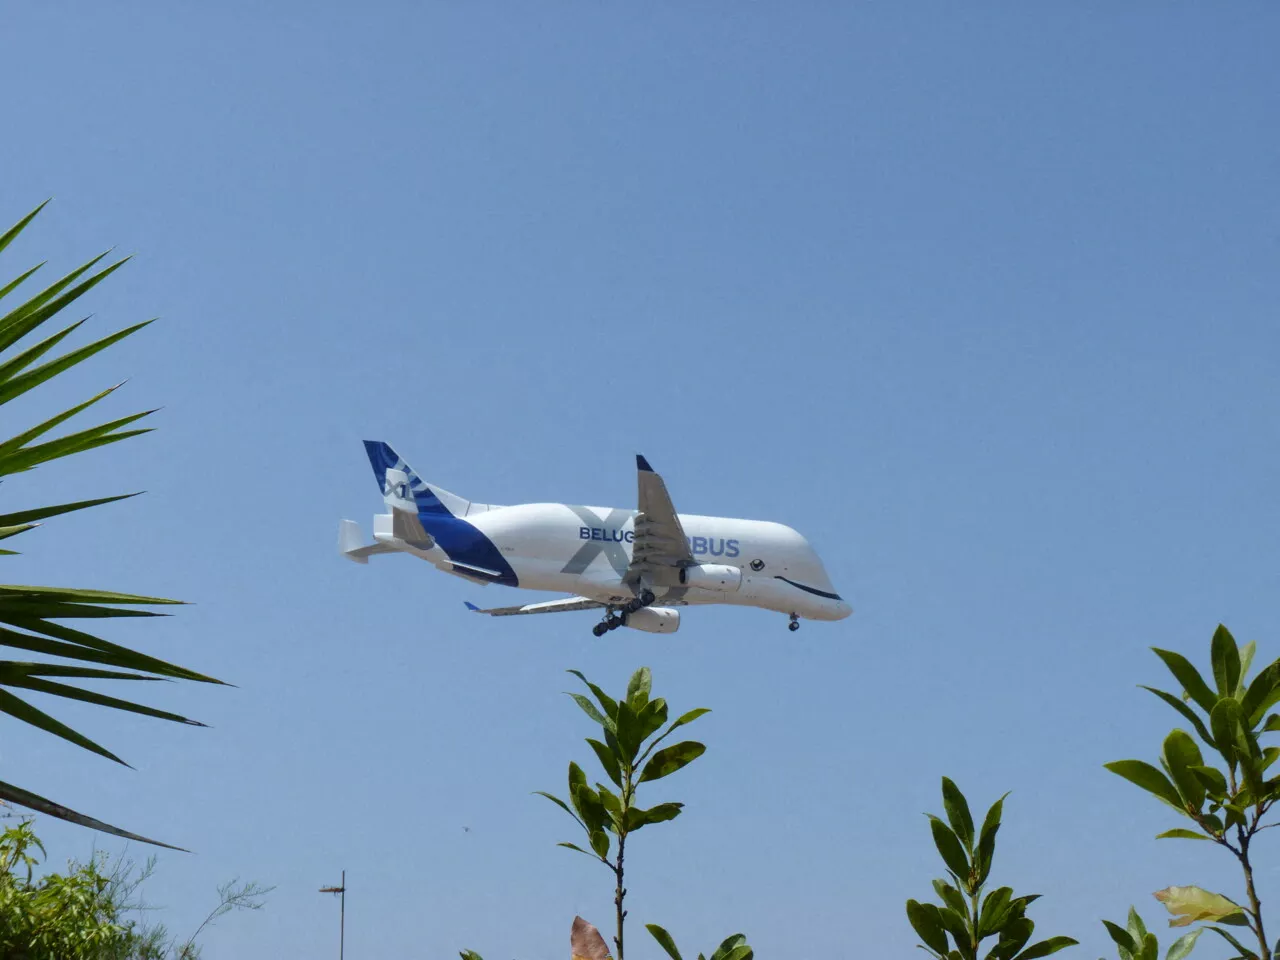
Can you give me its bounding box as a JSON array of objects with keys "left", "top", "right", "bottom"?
[
  {"left": 571, "top": 916, "right": 613, "bottom": 960},
  {"left": 1153, "top": 886, "right": 1245, "bottom": 927}
]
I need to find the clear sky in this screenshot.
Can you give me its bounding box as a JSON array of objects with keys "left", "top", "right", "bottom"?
[{"left": 2, "top": 3, "right": 1278, "bottom": 957}]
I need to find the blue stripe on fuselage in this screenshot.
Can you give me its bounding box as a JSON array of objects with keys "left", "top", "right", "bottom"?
[{"left": 419, "top": 511, "right": 519, "bottom": 586}]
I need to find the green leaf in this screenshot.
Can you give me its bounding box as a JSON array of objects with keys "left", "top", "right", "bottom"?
[
  {"left": 937, "top": 906, "right": 969, "bottom": 946},
  {"left": 0, "top": 670, "right": 204, "bottom": 727},
  {"left": 1264, "top": 714, "right": 1280, "bottom": 733},
  {"left": 1011, "top": 937, "right": 1078, "bottom": 960},
  {"left": 556, "top": 841, "right": 605, "bottom": 862},
  {"left": 624, "top": 801, "right": 683, "bottom": 831},
  {"left": 626, "top": 666, "right": 651, "bottom": 707},
  {"left": 0, "top": 201, "right": 50, "bottom": 257},
  {"left": 596, "top": 784, "right": 623, "bottom": 822},
  {"left": 1143, "top": 687, "right": 1215, "bottom": 748},
  {"left": 978, "top": 886, "right": 1014, "bottom": 937},
  {"left": 589, "top": 828, "right": 610, "bottom": 859},
  {"left": 933, "top": 879, "right": 968, "bottom": 919},
  {"left": 1211, "top": 625, "right": 1241, "bottom": 699},
  {"left": 975, "top": 792, "right": 1007, "bottom": 887},
  {"left": 535, "top": 791, "right": 586, "bottom": 830},
  {"left": 646, "top": 925, "right": 683, "bottom": 960},
  {"left": 615, "top": 698, "right": 646, "bottom": 763},
  {"left": 1103, "top": 920, "right": 1138, "bottom": 957},
  {"left": 1153, "top": 648, "right": 1218, "bottom": 714},
  {"left": 1206, "top": 925, "right": 1253, "bottom": 956},
  {"left": 1241, "top": 658, "right": 1280, "bottom": 725},
  {"left": 639, "top": 740, "right": 706, "bottom": 783},
  {"left": 0, "top": 411, "right": 155, "bottom": 479},
  {"left": 0, "top": 317, "right": 88, "bottom": 385},
  {"left": 572, "top": 782, "right": 608, "bottom": 834},
  {"left": 1162, "top": 729, "right": 1206, "bottom": 811},
  {"left": 668, "top": 706, "right": 711, "bottom": 731},
  {"left": 0, "top": 262, "right": 45, "bottom": 304},
  {"left": 459, "top": 950, "right": 485, "bottom": 960},
  {"left": 566, "top": 669, "right": 618, "bottom": 720},
  {"left": 0, "top": 622, "right": 216, "bottom": 684},
  {"left": 1104, "top": 760, "right": 1186, "bottom": 811},
  {"left": 1164, "top": 929, "right": 1202, "bottom": 960},
  {"left": 1154, "top": 886, "right": 1246, "bottom": 927},
  {"left": 0, "top": 320, "right": 153, "bottom": 409},
  {"left": 0, "top": 383, "right": 125, "bottom": 460},
  {"left": 586, "top": 738, "right": 623, "bottom": 788},
  {"left": 1187, "top": 764, "right": 1228, "bottom": 800},
  {"left": 941, "top": 777, "right": 975, "bottom": 850},
  {"left": 636, "top": 697, "right": 669, "bottom": 743},
  {"left": 0, "top": 254, "right": 125, "bottom": 354},
  {"left": 1210, "top": 699, "right": 1249, "bottom": 767},
  {"left": 0, "top": 778, "right": 185, "bottom": 851},
  {"left": 907, "top": 900, "right": 951, "bottom": 956},
  {"left": 1155, "top": 829, "right": 1211, "bottom": 841},
  {"left": 1237, "top": 641, "right": 1257, "bottom": 696},
  {"left": 567, "top": 692, "right": 612, "bottom": 731},
  {"left": 1127, "top": 907, "right": 1149, "bottom": 946},
  {"left": 0, "top": 687, "right": 125, "bottom": 764},
  {"left": 928, "top": 816, "right": 971, "bottom": 883},
  {"left": 988, "top": 917, "right": 1034, "bottom": 960}
]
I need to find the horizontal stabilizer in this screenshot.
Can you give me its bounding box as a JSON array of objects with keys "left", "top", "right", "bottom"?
[{"left": 338, "top": 520, "right": 398, "bottom": 564}]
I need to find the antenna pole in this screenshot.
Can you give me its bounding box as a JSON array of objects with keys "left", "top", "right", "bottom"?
[{"left": 340, "top": 869, "right": 345, "bottom": 960}]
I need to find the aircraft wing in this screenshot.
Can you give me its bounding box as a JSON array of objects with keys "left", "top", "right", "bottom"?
[
  {"left": 464, "top": 597, "right": 605, "bottom": 617},
  {"left": 625, "top": 454, "right": 693, "bottom": 587}
]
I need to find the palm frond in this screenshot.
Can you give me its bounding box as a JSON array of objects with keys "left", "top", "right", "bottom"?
[{"left": 0, "top": 200, "right": 219, "bottom": 848}]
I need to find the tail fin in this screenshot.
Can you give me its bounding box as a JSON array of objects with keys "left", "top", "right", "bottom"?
[{"left": 362, "top": 441, "right": 470, "bottom": 517}]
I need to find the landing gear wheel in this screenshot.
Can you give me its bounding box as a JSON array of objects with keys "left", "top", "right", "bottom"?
[
  {"left": 788, "top": 614, "right": 800, "bottom": 632},
  {"left": 592, "top": 623, "right": 608, "bottom": 637},
  {"left": 639, "top": 589, "right": 656, "bottom": 606},
  {"left": 606, "top": 615, "right": 624, "bottom": 630}
]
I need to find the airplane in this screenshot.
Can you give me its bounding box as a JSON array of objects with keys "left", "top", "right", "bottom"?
[{"left": 339, "top": 442, "right": 851, "bottom": 636}]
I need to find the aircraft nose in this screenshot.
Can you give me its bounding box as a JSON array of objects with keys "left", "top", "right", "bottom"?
[{"left": 834, "top": 599, "right": 853, "bottom": 620}]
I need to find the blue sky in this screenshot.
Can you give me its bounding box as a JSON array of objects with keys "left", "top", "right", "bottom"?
[{"left": 2, "top": 3, "right": 1278, "bottom": 957}]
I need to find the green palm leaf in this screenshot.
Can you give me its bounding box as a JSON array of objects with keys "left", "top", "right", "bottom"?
[{"left": 0, "top": 200, "right": 220, "bottom": 847}]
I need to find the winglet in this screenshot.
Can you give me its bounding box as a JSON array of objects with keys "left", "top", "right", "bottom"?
[
  {"left": 636, "top": 454, "right": 653, "bottom": 472},
  {"left": 464, "top": 601, "right": 480, "bottom": 612}
]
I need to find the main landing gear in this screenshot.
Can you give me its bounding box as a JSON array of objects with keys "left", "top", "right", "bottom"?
[
  {"left": 591, "top": 590, "right": 658, "bottom": 637},
  {"left": 788, "top": 613, "right": 800, "bottom": 632}
]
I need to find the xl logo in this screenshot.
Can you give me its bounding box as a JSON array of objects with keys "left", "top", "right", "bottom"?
[{"left": 562, "top": 506, "right": 632, "bottom": 577}]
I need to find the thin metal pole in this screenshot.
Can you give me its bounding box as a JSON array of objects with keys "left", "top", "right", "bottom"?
[{"left": 340, "top": 869, "right": 345, "bottom": 960}]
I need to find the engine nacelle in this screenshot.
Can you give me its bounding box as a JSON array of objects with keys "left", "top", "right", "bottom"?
[
  {"left": 679, "top": 563, "right": 743, "bottom": 593},
  {"left": 623, "top": 606, "right": 680, "bottom": 634}
]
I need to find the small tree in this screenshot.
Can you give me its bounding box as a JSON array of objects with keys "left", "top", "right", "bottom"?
[
  {"left": 906, "top": 778, "right": 1077, "bottom": 960},
  {"left": 1106, "top": 625, "right": 1280, "bottom": 959},
  {"left": 1099, "top": 908, "right": 1201, "bottom": 960},
  {"left": 539, "top": 667, "right": 710, "bottom": 960},
  {"left": 0, "top": 818, "right": 271, "bottom": 960}
]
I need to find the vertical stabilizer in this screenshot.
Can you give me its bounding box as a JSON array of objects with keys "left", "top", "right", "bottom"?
[{"left": 362, "top": 441, "right": 471, "bottom": 517}]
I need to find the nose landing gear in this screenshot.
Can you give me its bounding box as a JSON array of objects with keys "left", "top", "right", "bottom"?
[{"left": 788, "top": 613, "right": 800, "bottom": 632}]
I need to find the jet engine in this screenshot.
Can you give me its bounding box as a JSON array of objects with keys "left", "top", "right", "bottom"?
[
  {"left": 623, "top": 606, "right": 680, "bottom": 634},
  {"left": 678, "top": 563, "right": 743, "bottom": 592}
]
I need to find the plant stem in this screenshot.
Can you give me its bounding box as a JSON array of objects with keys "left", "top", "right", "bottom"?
[
  {"left": 969, "top": 887, "right": 981, "bottom": 960},
  {"left": 1239, "top": 832, "right": 1270, "bottom": 960},
  {"left": 614, "top": 831, "right": 627, "bottom": 960}
]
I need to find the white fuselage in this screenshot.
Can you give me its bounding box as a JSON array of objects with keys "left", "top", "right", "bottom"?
[{"left": 421, "top": 502, "right": 851, "bottom": 622}]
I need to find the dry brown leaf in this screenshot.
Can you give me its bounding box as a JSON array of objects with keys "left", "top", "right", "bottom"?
[{"left": 571, "top": 916, "right": 613, "bottom": 960}]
